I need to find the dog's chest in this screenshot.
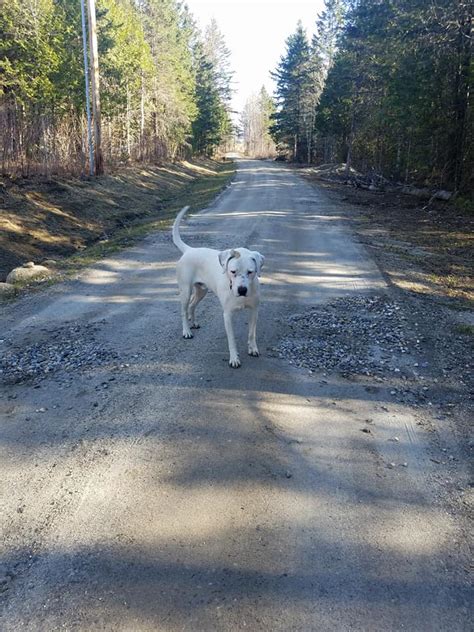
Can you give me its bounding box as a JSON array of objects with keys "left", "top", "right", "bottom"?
[{"left": 229, "top": 295, "right": 256, "bottom": 311}]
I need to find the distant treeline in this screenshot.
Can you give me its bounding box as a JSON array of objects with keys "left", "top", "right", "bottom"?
[
  {"left": 270, "top": 0, "right": 472, "bottom": 193},
  {"left": 0, "top": 0, "right": 233, "bottom": 176}
]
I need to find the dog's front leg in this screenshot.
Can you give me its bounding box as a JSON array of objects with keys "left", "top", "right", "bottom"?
[
  {"left": 247, "top": 306, "right": 259, "bottom": 357},
  {"left": 223, "top": 311, "right": 240, "bottom": 368}
]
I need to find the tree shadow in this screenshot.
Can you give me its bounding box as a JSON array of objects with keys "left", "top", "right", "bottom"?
[{"left": 1, "top": 160, "right": 470, "bottom": 628}]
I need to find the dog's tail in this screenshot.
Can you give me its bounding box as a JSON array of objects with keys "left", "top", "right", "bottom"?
[{"left": 172, "top": 206, "right": 190, "bottom": 253}]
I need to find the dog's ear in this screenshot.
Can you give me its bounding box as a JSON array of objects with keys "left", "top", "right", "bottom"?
[
  {"left": 251, "top": 251, "right": 265, "bottom": 276},
  {"left": 218, "top": 249, "right": 239, "bottom": 271}
]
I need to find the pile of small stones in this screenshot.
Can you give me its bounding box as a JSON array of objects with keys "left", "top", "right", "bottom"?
[
  {"left": 0, "top": 322, "right": 119, "bottom": 385},
  {"left": 275, "top": 294, "right": 415, "bottom": 378}
]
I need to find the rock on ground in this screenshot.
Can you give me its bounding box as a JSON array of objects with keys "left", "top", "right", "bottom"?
[{"left": 6, "top": 263, "right": 51, "bottom": 284}]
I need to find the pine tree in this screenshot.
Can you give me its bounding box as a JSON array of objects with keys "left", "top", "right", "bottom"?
[
  {"left": 315, "top": 0, "right": 346, "bottom": 77},
  {"left": 271, "top": 22, "right": 312, "bottom": 161},
  {"left": 303, "top": 36, "right": 325, "bottom": 163},
  {"left": 190, "top": 18, "right": 234, "bottom": 156},
  {"left": 0, "top": 0, "right": 235, "bottom": 174},
  {"left": 258, "top": 86, "right": 276, "bottom": 157},
  {"left": 312, "top": 0, "right": 472, "bottom": 192},
  {"left": 203, "top": 19, "right": 234, "bottom": 152},
  {"left": 203, "top": 18, "right": 234, "bottom": 107},
  {"left": 0, "top": 0, "right": 64, "bottom": 173},
  {"left": 191, "top": 42, "right": 226, "bottom": 156},
  {"left": 138, "top": 0, "right": 198, "bottom": 160}
]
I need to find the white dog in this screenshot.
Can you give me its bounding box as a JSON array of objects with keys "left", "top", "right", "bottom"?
[{"left": 172, "top": 206, "right": 264, "bottom": 368}]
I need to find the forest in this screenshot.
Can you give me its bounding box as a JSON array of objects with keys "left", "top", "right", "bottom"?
[
  {"left": 269, "top": 0, "right": 472, "bottom": 194},
  {"left": 0, "top": 0, "right": 234, "bottom": 175},
  {"left": 1, "top": 0, "right": 472, "bottom": 195}
]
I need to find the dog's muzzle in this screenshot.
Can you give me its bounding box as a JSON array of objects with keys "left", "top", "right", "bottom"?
[{"left": 237, "top": 286, "right": 248, "bottom": 297}]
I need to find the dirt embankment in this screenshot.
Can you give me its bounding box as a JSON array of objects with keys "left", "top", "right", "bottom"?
[{"left": 0, "top": 159, "right": 234, "bottom": 281}]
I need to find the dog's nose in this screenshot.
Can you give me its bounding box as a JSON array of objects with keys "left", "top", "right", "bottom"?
[{"left": 237, "top": 286, "right": 247, "bottom": 296}]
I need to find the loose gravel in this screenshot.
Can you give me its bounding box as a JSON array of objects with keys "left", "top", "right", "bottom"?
[
  {"left": 0, "top": 321, "right": 119, "bottom": 385},
  {"left": 275, "top": 294, "right": 414, "bottom": 378},
  {"left": 274, "top": 292, "right": 473, "bottom": 416}
]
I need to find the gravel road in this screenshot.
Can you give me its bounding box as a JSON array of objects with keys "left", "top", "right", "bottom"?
[{"left": 0, "top": 160, "right": 471, "bottom": 631}]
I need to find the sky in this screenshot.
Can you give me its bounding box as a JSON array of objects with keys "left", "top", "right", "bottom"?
[{"left": 185, "top": 0, "right": 325, "bottom": 117}]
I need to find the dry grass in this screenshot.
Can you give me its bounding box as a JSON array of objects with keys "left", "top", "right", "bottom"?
[{"left": 0, "top": 158, "right": 235, "bottom": 280}]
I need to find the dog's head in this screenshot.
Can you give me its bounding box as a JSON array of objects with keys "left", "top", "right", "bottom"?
[{"left": 218, "top": 248, "right": 264, "bottom": 297}]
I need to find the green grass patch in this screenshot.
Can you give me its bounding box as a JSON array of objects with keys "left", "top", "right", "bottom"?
[{"left": 454, "top": 323, "right": 474, "bottom": 336}]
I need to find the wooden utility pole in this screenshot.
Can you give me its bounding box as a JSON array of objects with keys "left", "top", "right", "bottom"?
[
  {"left": 86, "top": 0, "right": 104, "bottom": 175},
  {"left": 80, "top": 0, "right": 94, "bottom": 175}
]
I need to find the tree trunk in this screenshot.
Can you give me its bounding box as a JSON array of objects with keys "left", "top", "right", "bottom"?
[
  {"left": 126, "top": 84, "right": 131, "bottom": 161},
  {"left": 405, "top": 137, "right": 411, "bottom": 184},
  {"left": 345, "top": 106, "right": 355, "bottom": 176},
  {"left": 87, "top": 0, "right": 104, "bottom": 175},
  {"left": 140, "top": 74, "right": 145, "bottom": 161},
  {"left": 451, "top": 5, "right": 472, "bottom": 192}
]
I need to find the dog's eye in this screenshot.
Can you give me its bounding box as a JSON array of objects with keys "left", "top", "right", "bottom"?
[
  {"left": 248, "top": 270, "right": 254, "bottom": 275},
  {"left": 230, "top": 270, "right": 236, "bottom": 275}
]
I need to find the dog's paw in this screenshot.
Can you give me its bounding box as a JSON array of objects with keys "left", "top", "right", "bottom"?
[
  {"left": 229, "top": 356, "right": 241, "bottom": 368},
  {"left": 183, "top": 332, "right": 194, "bottom": 339},
  {"left": 248, "top": 346, "right": 259, "bottom": 357}
]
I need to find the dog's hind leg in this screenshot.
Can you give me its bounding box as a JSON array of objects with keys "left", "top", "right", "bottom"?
[
  {"left": 179, "top": 284, "right": 194, "bottom": 339},
  {"left": 188, "top": 283, "right": 207, "bottom": 329}
]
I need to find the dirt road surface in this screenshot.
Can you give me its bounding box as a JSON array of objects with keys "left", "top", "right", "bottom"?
[{"left": 1, "top": 160, "right": 471, "bottom": 630}]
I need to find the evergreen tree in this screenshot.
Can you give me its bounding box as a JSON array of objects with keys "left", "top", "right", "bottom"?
[
  {"left": 271, "top": 22, "right": 312, "bottom": 161},
  {"left": 191, "top": 41, "right": 226, "bottom": 155},
  {"left": 313, "top": 0, "right": 472, "bottom": 192},
  {"left": 258, "top": 86, "right": 276, "bottom": 156},
  {"left": 203, "top": 18, "right": 234, "bottom": 107},
  {"left": 0, "top": 0, "right": 64, "bottom": 172},
  {"left": 0, "top": 0, "right": 234, "bottom": 174},
  {"left": 315, "top": 0, "right": 346, "bottom": 76},
  {"left": 191, "top": 19, "right": 234, "bottom": 156},
  {"left": 203, "top": 19, "right": 234, "bottom": 152},
  {"left": 138, "top": 0, "right": 198, "bottom": 160},
  {"left": 303, "top": 35, "right": 325, "bottom": 163}
]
